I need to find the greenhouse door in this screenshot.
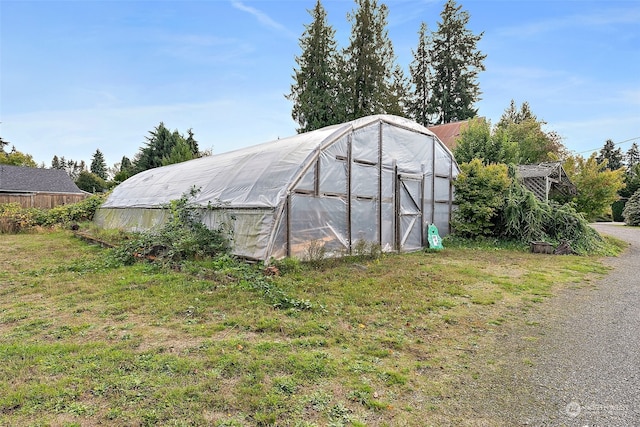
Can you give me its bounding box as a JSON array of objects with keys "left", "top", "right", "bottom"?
[{"left": 397, "top": 174, "right": 423, "bottom": 252}]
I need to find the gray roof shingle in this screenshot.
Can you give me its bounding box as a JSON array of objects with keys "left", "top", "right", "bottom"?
[{"left": 0, "top": 165, "right": 84, "bottom": 194}]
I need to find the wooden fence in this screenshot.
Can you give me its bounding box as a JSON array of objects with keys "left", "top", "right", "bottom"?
[{"left": 0, "top": 192, "right": 88, "bottom": 209}]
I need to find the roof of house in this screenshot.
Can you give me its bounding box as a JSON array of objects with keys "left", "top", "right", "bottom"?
[
  {"left": 0, "top": 164, "right": 85, "bottom": 194},
  {"left": 427, "top": 118, "right": 482, "bottom": 151}
]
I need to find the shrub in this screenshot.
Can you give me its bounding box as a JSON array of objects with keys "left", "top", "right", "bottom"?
[
  {"left": 500, "top": 179, "right": 548, "bottom": 242},
  {"left": 452, "top": 159, "right": 511, "bottom": 237},
  {"left": 623, "top": 189, "right": 640, "bottom": 226},
  {"left": 0, "top": 203, "right": 35, "bottom": 233},
  {"left": 35, "top": 194, "right": 106, "bottom": 226},
  {"left": 0, "top": 195, "right": 106, "bottom": 233},
  {"left": 454, "top": 161, "right": 605, "bottom": 254},
  {"left": 611, "top": 200, "right": 625, "bottom": 222},
  {"left": 111, "top": 187, "right": 231, "bottom": 265}
]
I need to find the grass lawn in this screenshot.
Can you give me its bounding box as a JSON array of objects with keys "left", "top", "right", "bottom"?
[{"left": 0, "top": 231, "right": 619, "bottom": 426}]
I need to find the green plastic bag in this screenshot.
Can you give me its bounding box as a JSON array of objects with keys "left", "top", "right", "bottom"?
[{"left": 427, "top": 224, "right": 444, "bottom": 250}]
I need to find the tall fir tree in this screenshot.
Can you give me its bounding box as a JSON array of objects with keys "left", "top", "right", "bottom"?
[
  {"left": 287, "top": 0, "right": 342, "bottom": 132},
  {"left": 342, "top": 0, "right": 397, "bottom": 120},
  {"left": 597, "top": 139, "right": 624, "bottom": 170},
  {"left": 185, "top": 128, "right": 199, "bottom": 156},
  {"left": 51, "top": 155, "right": 62, "bottom": 169},
  {"left": 120, "top": 156, "right": 132, "bottom": 172},
  {"left": 408, "top": 22, "right": 434, "bottom": 126},
  {"left": 162, "top": 139, "right": 194, "bottom": 166},
  {"left": 497, "top": 99, "right": 537, "bottom": 126},
  {"left": 626, "top": 142, "right": 639, "bottom": 172},
  {"left": 90, "top": 149, "right": 108, "bottom": 180},
  {"left": 113, "top": 156, "right": 134, "bottom": 183},
  {"left": 133, "top": 123, "right": 177, "bottom": 173},
  {"left": 386, "top": 65, "right": 411, "bottom": 117},
  {"left": 428, "top": 0, "right": 485, "bottom": 124}
]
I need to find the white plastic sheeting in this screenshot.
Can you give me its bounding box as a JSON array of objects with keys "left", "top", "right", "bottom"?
[{"left": 95, "top": 114, "right": 459, "bottom": 261}]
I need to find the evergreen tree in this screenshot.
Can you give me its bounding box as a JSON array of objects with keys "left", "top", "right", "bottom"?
[
  {"left": 287, "top": 0, "right": 342, "bottom": 132},
  {"left": 59, "top": 158, "right": 83, "bottom": 178},
  {"left": 597, "top": 139, "right": 624, "bottom": 170},
  {"left": 626, "top": 142, "right": 639, "bottom": 172},
  {"left": 428, "top": 0, "right": 485, "bottom": 124},
  {"left": 133, "top": 122, "right": 177, "bottom": 173},
  {"left": 113, "top": 156, "right": 134, "bottom": 183},
  {"left": 386, "top": 65, "right": 411, "bottom": 117},
  {"left": 121, "top": 155, "right": 132, "bottom": 172},
  {"left": 1, "top": 137, "right": 9, "bottom": 152},
  {"left": 623, "top": 189, "right": 640, "bottom": 226},
  {"left": 51, "top": 155, "right": 62, "bottom": 169},
  {"left": 162, "top": 139, "right": 194, "bottom": 166},
  {"left": 90, "top": 149, "right": 108, "bottom": 180},
  {"left": 497, "top": 99, "right": 537, "bottom": 127},
  {"left": 408, "top": 22, "right": 433, "bottom": 126},
  {"left": 343, "top": 0, "right": 397, "bottom": 120},
  {"left": 185, "top": 128, "right": 199, "bottom": 156}
]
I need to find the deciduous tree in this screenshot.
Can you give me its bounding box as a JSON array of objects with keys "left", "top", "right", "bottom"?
[
  {"left": 453, "top": 119, "right": 518, "bottom": 165},
  {"left": 563, "top": 153, "right": 626, "bottom": 221},
  {"left": 496, "top": 100, "right": 565, "bottom": 164},
  {"left": 0, "top": 146, "right": 37, "bottom": 167},
  {"left": 75, "top": 170, "right": 107, "bottom": 193}
]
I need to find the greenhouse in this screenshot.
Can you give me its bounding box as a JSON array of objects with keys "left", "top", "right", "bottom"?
[{"left": 95, "top": 115, "right": 459, "bottom": 261}]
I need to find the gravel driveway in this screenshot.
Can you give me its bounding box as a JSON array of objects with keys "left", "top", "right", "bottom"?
[{"left": 500, "top": 223, "right": 640, "bottom": 426}]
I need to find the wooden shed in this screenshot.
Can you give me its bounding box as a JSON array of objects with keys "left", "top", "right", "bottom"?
[
  {"left": 0, "top": 165, "right": 88, "bottom": 209},
  {"left": 516, "top": 162, "right": 576, "bottom": 202}
]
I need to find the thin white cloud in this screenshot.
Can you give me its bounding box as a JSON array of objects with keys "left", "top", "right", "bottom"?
[
  {"left": 498, "top": 6, "right": 640, "bottom": 38},
  {"left": 230, "top": 0, "right": 298, "bottom": 39}
]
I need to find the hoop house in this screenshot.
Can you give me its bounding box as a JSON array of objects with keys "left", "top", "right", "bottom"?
[{"left": 95, "top": 115, "right": 459, "bottom": 261}]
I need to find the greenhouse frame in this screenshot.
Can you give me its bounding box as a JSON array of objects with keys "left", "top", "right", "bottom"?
[{"left": 95, "top": 115, "right": 460, "bottom": 261}]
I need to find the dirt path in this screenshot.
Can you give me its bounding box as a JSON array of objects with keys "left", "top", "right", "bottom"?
[{"left": 482, "top": 223, "right": 640, "bottom": 426}]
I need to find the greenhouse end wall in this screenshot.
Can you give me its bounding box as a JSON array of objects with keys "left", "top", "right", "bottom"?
[{"left": 279, "top": 120, "right": 458, "bottom": 260}]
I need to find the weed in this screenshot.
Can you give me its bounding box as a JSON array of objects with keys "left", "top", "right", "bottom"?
[
  {"left": 304, "top": 240, "right": 327, "bottom": 265},
  {"left": 352, "top": 239, "right": 382, "bottom": 259}
]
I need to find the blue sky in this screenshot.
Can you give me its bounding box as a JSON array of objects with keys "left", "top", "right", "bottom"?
[{"left": 1, "top": 0, "right": 639, "bottom": 168}]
